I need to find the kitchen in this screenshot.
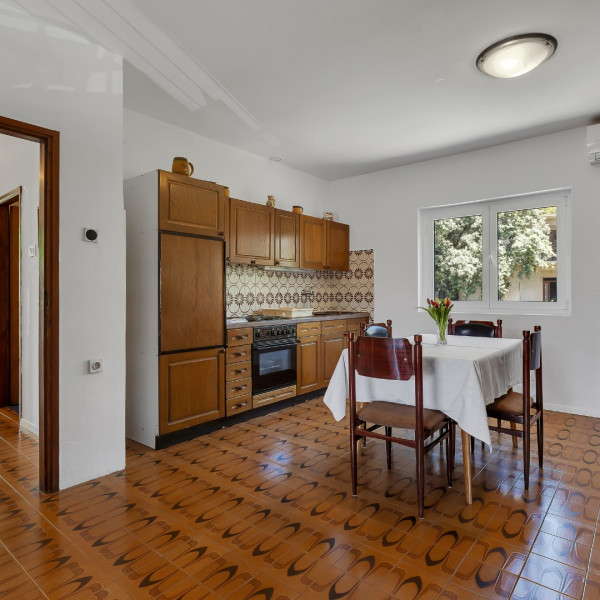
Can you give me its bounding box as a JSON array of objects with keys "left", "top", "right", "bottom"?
[{"left": 124, "top": 169, "right": 373, "bottom": 448}]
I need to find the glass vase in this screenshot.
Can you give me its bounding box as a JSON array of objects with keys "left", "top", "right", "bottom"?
[{"left": 436, "top": 321, "right": 448, "bottom": 345}]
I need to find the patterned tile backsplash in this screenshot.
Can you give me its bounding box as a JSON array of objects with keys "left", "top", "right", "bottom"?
[{"left": 226, "top": 249, "right": 374, "bottom": 318}]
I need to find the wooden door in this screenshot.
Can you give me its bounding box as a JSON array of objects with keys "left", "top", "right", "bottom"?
[
  {"left": 300, "top": 215, "right": 326, "bottom": 270},
  {"left": 9, "top": 204, "right": 19, "bottom": 405},
  {"left": 296, "top": 335, "right": 321, "bottom": 394},
  {"left": 274, "top": 209, "right": 300, "bottom": 268},
  {"left": 159, "top": 348, "right": 225, "bottom": 434},
  {"left": 229, "top": 198, "right": 275, "bottom": 265},
  {"left": 160, "top": 233, "right": 225, "bottom": 352},
  {"left": 159, "top": 170, "right": 226, "bottom": 238},
  {"left": 0, "top": 206, "right": 9, "bottom": 406},
  {"left": 321, "top": 332, "right": 344, "bottom": 386},
  {"left": 326, "top": 220, "right": 350, "bottom": 271}
]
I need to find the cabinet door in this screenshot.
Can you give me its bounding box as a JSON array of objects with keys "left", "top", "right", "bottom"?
[
  {"left": 297, "top": 335, "right": 321, "bottom": 394},
  {"left": 326, "top": 220, "right": 350, "bottom": 271},
  {"left": 159, "top": 348, "right": 225, "bottom": 434},
  {"left": 229, "top": 198, "right": 275, "bottom": 265},
  {"left": 275, "top": 209, "right": 300, "bottom": 268},
  {"left": 321, "top": 332, "right": 344, "bottom": 386},
  {"left": 299, "top": 215, "right": 327, "bottom": 270},
  {"left": 160, "top": 233, "right": 225, "bottom": 352},
  {"left": 159, "top": 171, "right": 226, "bottom": 238}
]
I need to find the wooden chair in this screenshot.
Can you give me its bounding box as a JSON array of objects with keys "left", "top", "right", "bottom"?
[
  {"left": 360, "top": 319, "right": 392, "bottom": 337},
  {"left": 348, "top": 332, "right": 455, "bottom": 518},
  {"left": 485, "top": 326, "right": 543, "bottom": 489},
  {"left": 448, "top": 318, "right": 502, "bottom": 338}
]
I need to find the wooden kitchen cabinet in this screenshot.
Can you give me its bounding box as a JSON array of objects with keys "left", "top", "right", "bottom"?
[
  {"left": 299, "top": 215, "right": 327, "bottom": 270},
  {"left": 326, "top": 220, "right": 350, "bottom": 271},
  {"left": 159, "top": 170, "right": 227, "bottom": 238},
  {"left": 225, "top": 327, "right": 253, "bottom": 416},
  {"left": 159, "top": 348, "right": 225, "bottom": 434},
  {"left": 229, "top": 198, "right": 275, "bottom": 265},
  {"left": 275, "top": 209, "right": 300, "bottom": 268},
  {"left": 297, "top": 334, "right": 322, "bottom": 394},
  {"left": 299, "top": 215, "right": 349, "bottom": 271},
  {"left": 321, "top": 331, "right": 344, "bottom": 386}
]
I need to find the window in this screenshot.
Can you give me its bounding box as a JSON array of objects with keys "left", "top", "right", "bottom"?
[{"left": 419, "top": 189, "right": 571, "bottom": 315}]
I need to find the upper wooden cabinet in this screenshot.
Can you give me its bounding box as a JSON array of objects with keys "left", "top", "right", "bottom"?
[
  {"left": 326, "top": 220, "right": 350, "bottom": 271},
  {"left": 275, "top": 209, "right": 300, "bottom": 268},
  {"left": 158, "top": 170, "right": 227, "bottom": 238},
  {"left": 229, "top": 198, "right": 275, "bottom": 265},
  {"left": 299, "top": 215, "right": 327, "bottom": 270},
  {"left": 300, "top": 215, "right": 349, "bottom": 271}
]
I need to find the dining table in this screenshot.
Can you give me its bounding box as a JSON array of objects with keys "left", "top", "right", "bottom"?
[{"left": 323, "top": 333, "right": 522, "bottom": 504}]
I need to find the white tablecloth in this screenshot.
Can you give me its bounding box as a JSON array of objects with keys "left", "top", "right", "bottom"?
[{"left": 323, "top": 333, "right": 522, "bottom": 446}]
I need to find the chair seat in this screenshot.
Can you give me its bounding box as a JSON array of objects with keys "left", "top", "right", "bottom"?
[
  {"left": 358, "top": 401, "right": 447, "bottom": 435},
  {"left": 486, "top": 391, "right": 534, "bottom": 417}
]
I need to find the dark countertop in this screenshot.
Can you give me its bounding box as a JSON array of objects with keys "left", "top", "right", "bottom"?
[{"left": 226, "top": 312, "right": 369, "bottom": 329}]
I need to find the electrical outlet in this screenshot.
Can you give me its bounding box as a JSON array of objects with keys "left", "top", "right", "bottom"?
[{"left": 89, "top": 358, "right": 103, "bottom": 373}]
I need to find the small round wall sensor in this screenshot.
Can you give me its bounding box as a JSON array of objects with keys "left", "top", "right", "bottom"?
[{"left": 84, "top": 228, "right": 98, "bottom": 243}]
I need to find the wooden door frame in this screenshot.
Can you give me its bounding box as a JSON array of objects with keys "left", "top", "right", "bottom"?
[{"left": 0, "top": 115, "right": 60, "bottom": 493}]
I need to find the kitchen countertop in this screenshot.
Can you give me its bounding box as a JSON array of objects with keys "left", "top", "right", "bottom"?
[{"left": 226, "top": 312, "right": 369, "bottom": 329}]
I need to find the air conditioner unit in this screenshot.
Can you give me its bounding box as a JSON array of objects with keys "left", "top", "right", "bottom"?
[{"left": 587, "top": 124, "right": 600, "bottom": 164}]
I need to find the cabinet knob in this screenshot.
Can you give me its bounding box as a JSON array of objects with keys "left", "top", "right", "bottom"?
[
  {"left": 275, "top": 260, "right": 280, "bottom": 266},
  {"left": 250, "top": 260, "right": 256, "bottom": 265}
]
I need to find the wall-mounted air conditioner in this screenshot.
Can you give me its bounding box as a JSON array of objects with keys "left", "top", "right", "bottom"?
[{"left": 587, "top": 124, "right": 600, "bottom": 164}]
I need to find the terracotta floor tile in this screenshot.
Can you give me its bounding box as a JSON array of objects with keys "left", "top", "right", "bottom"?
[{"left": 3, "top": 403, "right": 600, "bottom": 600}]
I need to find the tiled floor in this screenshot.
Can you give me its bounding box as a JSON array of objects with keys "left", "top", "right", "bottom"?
[{"left": 1, "top": 399, "right": 600, "bottom": 599}]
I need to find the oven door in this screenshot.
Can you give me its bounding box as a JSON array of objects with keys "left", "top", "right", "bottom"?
[{"left": 252, "top": 340, "right": 297, "bottom": 395}]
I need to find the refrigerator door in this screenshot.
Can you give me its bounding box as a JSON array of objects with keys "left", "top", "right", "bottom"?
[{"left": 160, "top": 233, "right": 225, "bottom": 352}]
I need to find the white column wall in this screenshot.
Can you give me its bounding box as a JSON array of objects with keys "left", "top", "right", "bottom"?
[
  {"left": 0, "top": 136, "right": 40, "bottom": 435},
  {"left": 1, "top": 14, "right": 126, "bottom": 487},
  {"left": 328, "top": 127, "right": 600, "bottom": 417}
]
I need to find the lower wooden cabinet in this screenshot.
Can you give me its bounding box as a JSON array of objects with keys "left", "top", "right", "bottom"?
[
  {"left": 297, "top": 334, "right": 322, "bottom": 394},
  {"left": 322, "top": 332, "right": 345, "bottom": 386},
  {"left": 159, "top": 348, "right": 225, "bottom": 434}
]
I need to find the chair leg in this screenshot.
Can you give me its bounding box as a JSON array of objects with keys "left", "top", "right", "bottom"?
[
  {"left": 416, "top": 440, "right": 425, "bottom": 519},
  {"left": 385, "top": 426, "right": 392, "bottom": 470},
  {"left": 350, "top": 428, "right": 358, "bottom": 496},
  {"left": 446, "top": 422, "right": 455, "bottom": 488},
  {"left": 537, "top": 414, "right": 544, "bottom": 470},
  {"left": 510, "top": 422, "right": 519, "bottom": 448},
  {"left": 470, "top": 436, "right": 475, "bottom": 453},
  {"left": 523, "top": 419, "right": 531, "bottom": 491}
]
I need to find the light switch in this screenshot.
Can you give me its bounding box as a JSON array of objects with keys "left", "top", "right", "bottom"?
[{"left": 28, "top": 245, "right": 37, "bottom": 257}]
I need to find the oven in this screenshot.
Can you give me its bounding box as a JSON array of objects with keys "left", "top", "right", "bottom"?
[{"left": 252, "top": 324, "right": 297, "bottom": 395}]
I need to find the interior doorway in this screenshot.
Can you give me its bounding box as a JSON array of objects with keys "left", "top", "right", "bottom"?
[
  {"left": 0, "top": 116, "right": 59, "bottom": 493},
  {"left": 0, "top": 188, "right": 21, "bottom": 412}
]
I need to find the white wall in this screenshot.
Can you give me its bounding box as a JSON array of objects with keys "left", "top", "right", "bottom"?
[
  {"left": 1, "top": 14, "right": 126, "bottom": 487},
  {"left": 125, "top": 110, "right": 330, "bottom": 215},
  {"left": 0, "top": 135, "right": 39, "bottom": 435},
  {"left": 328, "top": 127, "right": 600, "bottom": 417}
]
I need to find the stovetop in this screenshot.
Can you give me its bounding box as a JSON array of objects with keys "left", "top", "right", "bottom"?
[{"left": 243, "top": 315, "right": 279, "bottom": 322}]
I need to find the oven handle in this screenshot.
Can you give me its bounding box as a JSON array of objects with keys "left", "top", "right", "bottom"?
[{"left": 252, "top": 339, "right": 298, "bottom": 350}]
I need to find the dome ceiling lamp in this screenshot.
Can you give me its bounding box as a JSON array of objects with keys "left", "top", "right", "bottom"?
[{"left": 476, "top": 33, "right": 557, "bottom": 78}]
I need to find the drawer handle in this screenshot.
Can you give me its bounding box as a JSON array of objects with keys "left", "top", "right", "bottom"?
[
  {"left": 233, "top": 351, "right": 247, "bottom": 357},
  {"left": 232, "top": 334, "right": 249, "bottom": 341},
  {"left": 234, "top": 368, "right": 248, "bottom": 375},
  {"left": 232, "top": 384, "right": 248, "bottom": 392},
  {"left": 232, "top": 401, "right": 248, "bottom": 410}
]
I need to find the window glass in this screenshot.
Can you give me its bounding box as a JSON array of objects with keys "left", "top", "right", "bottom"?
[
  {"left": 434, "top": 215, "right": 483, "bottom": 301},
  {"left": 497, "top": 206, "right": 556, "bottom": 302}
]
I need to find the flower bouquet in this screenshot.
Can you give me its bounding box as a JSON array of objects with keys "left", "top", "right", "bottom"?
[{"left": 420, "top": 297, "right": 453, "bottom": 344}]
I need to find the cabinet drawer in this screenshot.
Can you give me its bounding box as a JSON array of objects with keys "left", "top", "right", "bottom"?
[
  {"left": 347, "top": 317, "right": 368, "bottom": 333},
  {"left": 297, "top": 321, "right": 321, "bottom": 337},
  {"left": 226, "top": 360, "right": 251, "bottom": 381},
  {"left": 226, "top": 377, "right": 252, "bottom": 399},
  {"left": 226, "top": 394, "right": 252, "bottom": 416},
  {"left": 227, "top": 327, "right": 253, "bottom": 347},
  {"left": 226, "top": 344, "right": 251, "bottom": 364},
  {"left": 253, "top": 385, "right": 296, "bottom": 409},
  {"left": 321, "top": 319, "right": 347, "bottom": 334}
]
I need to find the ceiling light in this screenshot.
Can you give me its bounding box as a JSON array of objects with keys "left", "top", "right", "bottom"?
[{"left": 476, "top": 33, "right": 557, "bottom": 78}]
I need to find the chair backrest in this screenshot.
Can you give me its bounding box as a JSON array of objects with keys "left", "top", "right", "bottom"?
[
  {"left": 360, "top": 319, "right": 392, "bottom": 338},
  {"left": 348, "top": 332, "right": 424, "bottom": 433},
  {"left": 448, "top": 318, "right": 502, "bottom": 338}
]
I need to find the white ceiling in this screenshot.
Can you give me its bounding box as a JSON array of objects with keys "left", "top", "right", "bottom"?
[{"left": 11, "top": 0, "right": 600, "bottom": 180}]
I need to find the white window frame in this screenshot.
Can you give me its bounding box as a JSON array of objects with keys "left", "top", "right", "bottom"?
[{"left": 419, "top": 188, "right": 571, "bottom": 316}]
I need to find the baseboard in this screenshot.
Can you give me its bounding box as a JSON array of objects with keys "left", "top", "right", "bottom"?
[
  {"left": 544, "top": 403, "right": 600, "bottom": 419},
  {"left": 19, "top": 418, "right": 39, "bottom": 437}
]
